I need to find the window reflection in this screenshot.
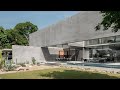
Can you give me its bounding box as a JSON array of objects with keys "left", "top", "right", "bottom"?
[
  {"left": 116, "top": 36, "right": 120, "bottom": 42},
  {"left": 85, "top": 35, "right": 118, "bottom": 45}
]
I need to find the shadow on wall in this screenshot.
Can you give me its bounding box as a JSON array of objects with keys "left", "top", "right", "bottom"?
[
  {"left": 41, "top": 47, "right": 58, "bottom": 61},
  {"left": 69, "top": 47, "right": 81, "bottom": 61},
  {"left": 39, "top": 69, "right": 118, "bottom": 79},
  {"left": 41, "top": 47, "right": 82, "bottom": 61},
  {"left": 71, "top": 49, "right": 80, "bottom": 61}
]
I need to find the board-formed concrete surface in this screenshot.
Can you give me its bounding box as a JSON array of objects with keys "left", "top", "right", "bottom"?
[
  {"left": 12, "top": 45, "right": 45, "bottom": 64},
  {"left": 12, "top": 45, "right": 63, "bottom": 63},
  {"left": 29, "top": 11, "right": 120, "bottom": 47}
]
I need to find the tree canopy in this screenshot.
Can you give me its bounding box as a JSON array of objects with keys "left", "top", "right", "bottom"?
[
  {"left": 14, "top": 22, "right": 38, "bottom": 40},
  {"left": 95, "top": 11, "right": 120, "bottom": 32},
  {"left": 0, "top": 22, "right": 38, "bottom": 49}
]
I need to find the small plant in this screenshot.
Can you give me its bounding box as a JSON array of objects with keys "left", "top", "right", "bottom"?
[
  {"left": 19, "top": 63, "right": 26, "bottom": 67},
  {"left": 7, "top": 65, "right": 16, "bottom": 71},
  {"left": 37, "top": 62, "right": 40, "bottom": 66},
  {"left": 4, "top": 64, "right": 17, "bottom": 71},
  {"left": 0, "top": 50, "right": 2, "bottom": 61},
  {"left": 0, "top": 59, "right": 5, "bottom": 69},
  {"left": 0, "top": 50, "right": 4, "bottom": 69},
  {"left": 0, "top": 50, "right": 5, "bottom": 69},
  {"left": 32, "top": 57, "right": 36, "bottom": 65},
  {"left": 13, "top": 62, "right": 15, "bottom": 64},
  {"left": 3, "top": 60, "right": 15, "bottom": 71}
]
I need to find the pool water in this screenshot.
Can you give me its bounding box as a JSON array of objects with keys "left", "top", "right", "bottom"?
[{"left": 66, "top": 62, "right": 120, "bottom": 69}]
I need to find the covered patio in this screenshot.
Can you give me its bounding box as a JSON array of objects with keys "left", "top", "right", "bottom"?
[{"left": 2, "top": 49, "right": 12, "bottom": 65}]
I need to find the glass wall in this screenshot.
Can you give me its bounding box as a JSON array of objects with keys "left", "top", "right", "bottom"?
[
  {"left": 102, "top": 36, "right": 115, "bottom": 44},
  {"left": 85, "top": 35, "right": 120, "bottom": 62},
  {"left": 88, "top": 45, "right": 120, "bottom": 62},
  {"left": 89, "top": 48, "right": 93, "bottom": 58},
  {"left": 116, "top": 35, "right": 120, "bottom": 42},
  {"left": 85, "top": 35, "right": 118, "bottom": 46}
]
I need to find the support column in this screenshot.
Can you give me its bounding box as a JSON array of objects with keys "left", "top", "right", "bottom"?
[{"left": 83, "top": 47, "right": 89, "bottom": 60}]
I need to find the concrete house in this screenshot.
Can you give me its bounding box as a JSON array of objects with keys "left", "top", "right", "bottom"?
[{"left": 12, "top": 11, "right": 120, "bottom": 64}]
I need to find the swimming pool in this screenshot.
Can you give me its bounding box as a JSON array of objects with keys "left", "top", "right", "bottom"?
[{"left": 66, "top": 62, "right": 120, "bottom": 69}]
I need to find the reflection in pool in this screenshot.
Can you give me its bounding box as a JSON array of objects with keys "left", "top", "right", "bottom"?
[{"left": 66, "top": 62, "right": 120, "bottom": 69}]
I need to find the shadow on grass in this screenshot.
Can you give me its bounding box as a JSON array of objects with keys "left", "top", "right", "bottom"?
[{"left": 39, "top": 70, "right": 119, "bottom": 79}]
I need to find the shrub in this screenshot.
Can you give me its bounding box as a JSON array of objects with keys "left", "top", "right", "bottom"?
[
  {"left": 0, "top": 50, "right": 5, "bottom": 69},
  {"left": 0, "top": 50, "right": 2, "bottom": 61},
  {"left": 21, "top": 63, "right": 26, "bottom": 67},
  {"left": 12, "top": 62, "right": 15, "bottom": 64},
  {"left": 4, "top": 65, "right": 17, "bottom": 71},
  {"left": 3, "top": 60, "right": 15, "bottom": 71},
  {"left": 19, "top": 63, "right": 26, "bottom": 67},
  {"left": 37, "top": 62, "right": 40, "bottom": 66},
  {"left": 0, "top": 59, "right": 5, "bottom": 69},
  {"left": 32, "top": 57, "right": 36, "bottom": 65},
  {"left": 7, "top": 65, "right": 16, "bottom": 71}
]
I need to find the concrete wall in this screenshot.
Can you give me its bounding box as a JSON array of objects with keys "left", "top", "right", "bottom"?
[
  {"left": 83, "top": 48, "right": 89, "bottom": 59},
  {"left": 29, "top": 11, "right": 120, "bottom": 47},
  {"left": 12, "top": 45, "right": 63, "bottom": 63},
  {"left": 41, "top": 47, "right": 63, "bottom": 61},
  {"left": 77, "top": 50, "right": 83, "bottom": 60},
  {"left": 12, "top": 45, "right": 45, "bottom": 64}
]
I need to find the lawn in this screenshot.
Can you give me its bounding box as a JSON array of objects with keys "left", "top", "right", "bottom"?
[{"left": 0, "top": 68, "right": 120, "bottom": 79}]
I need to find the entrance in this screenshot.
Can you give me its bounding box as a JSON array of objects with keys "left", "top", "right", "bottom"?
[
  {"left": 2, "top": 49, "right": 12, "bottom": 65},
  {"left": 57, "top": 47, "right": 82, "bottom": 61}
]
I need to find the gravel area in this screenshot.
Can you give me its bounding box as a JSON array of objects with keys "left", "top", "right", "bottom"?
[
  {"left": 1, "top": 63, "right": 120, "bottom": 75},
  {"left": 60, "top": 65, "right": 120, "bottom": 74},
  {"left": 0, "top": 65, "right": 60, "bottom": 74}
]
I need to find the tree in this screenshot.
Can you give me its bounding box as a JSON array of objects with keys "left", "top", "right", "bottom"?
[
  {"left": 95, "top": 11, "right": 120, "bottom": 32},
  {"left": 14, "top": 21, "right": 38, "bottom": 41},
  {"left": 0, "top": 27, "right": 9, "bottom": 49},
  {"left": 6, "top": 29, "right": 28, "bottom": 46},
  {"left": 0, "top": 26, "right": 5, "bottom": 34},
  {"left": 0, "top": 22, "right": 38, "bottom": 49}
]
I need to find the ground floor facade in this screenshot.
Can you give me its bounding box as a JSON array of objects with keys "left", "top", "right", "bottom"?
[
  {"left": 10, "top": 34, "right": 120, "bottom": 64},
  {"left": 1, "top": 34, "right": 120, "bottom": 64}
]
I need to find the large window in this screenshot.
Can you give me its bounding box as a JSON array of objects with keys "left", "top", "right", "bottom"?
[
  {"left": 102, "top": 37, "right": 109, "bottom": 43},
  {"left": 89, "top": 49, "right": 93, "bottom": 58},
  {"left": 98, "top": 38, "right": 102, "bottom": 44},
  {"left": 102, "top": 36, "right": 115, "bottom": 44},
  {"left": 86, "top": 36, "right": 116, "bottom": 45},
  {"left": 116, "top": 35, "right": 120, "bottom": 42},
  {"left": 89, "top": 39, "right": 99, "bottom": 45},
  {"left": 85, "top": 40, "right": 89, "bottom": 45},
  {"left": 85, "top": 35, "right": 120, "bottom": 46}
]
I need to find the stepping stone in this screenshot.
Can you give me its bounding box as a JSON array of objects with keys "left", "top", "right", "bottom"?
[
  {"left": 116, "top": 71, "right": 120, "bottom": 74},
  {"left": 16, "top": 67, "right": 25, "bottom": 71},
  {"left": 26, "top": 68, "right": 29, "bottom": 70}
]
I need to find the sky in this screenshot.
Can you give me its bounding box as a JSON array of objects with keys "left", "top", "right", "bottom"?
[{"left": 0, "top": 11, "right": 79, "bottom": 30}]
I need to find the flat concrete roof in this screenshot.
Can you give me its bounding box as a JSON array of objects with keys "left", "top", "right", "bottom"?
[{"left": 2, "top": 49, "right": 12, "bottom": 52}]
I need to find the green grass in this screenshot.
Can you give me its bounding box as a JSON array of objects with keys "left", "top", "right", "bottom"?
[{"left": 0, "top": 68, "right": 120, "bottom": 79}]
